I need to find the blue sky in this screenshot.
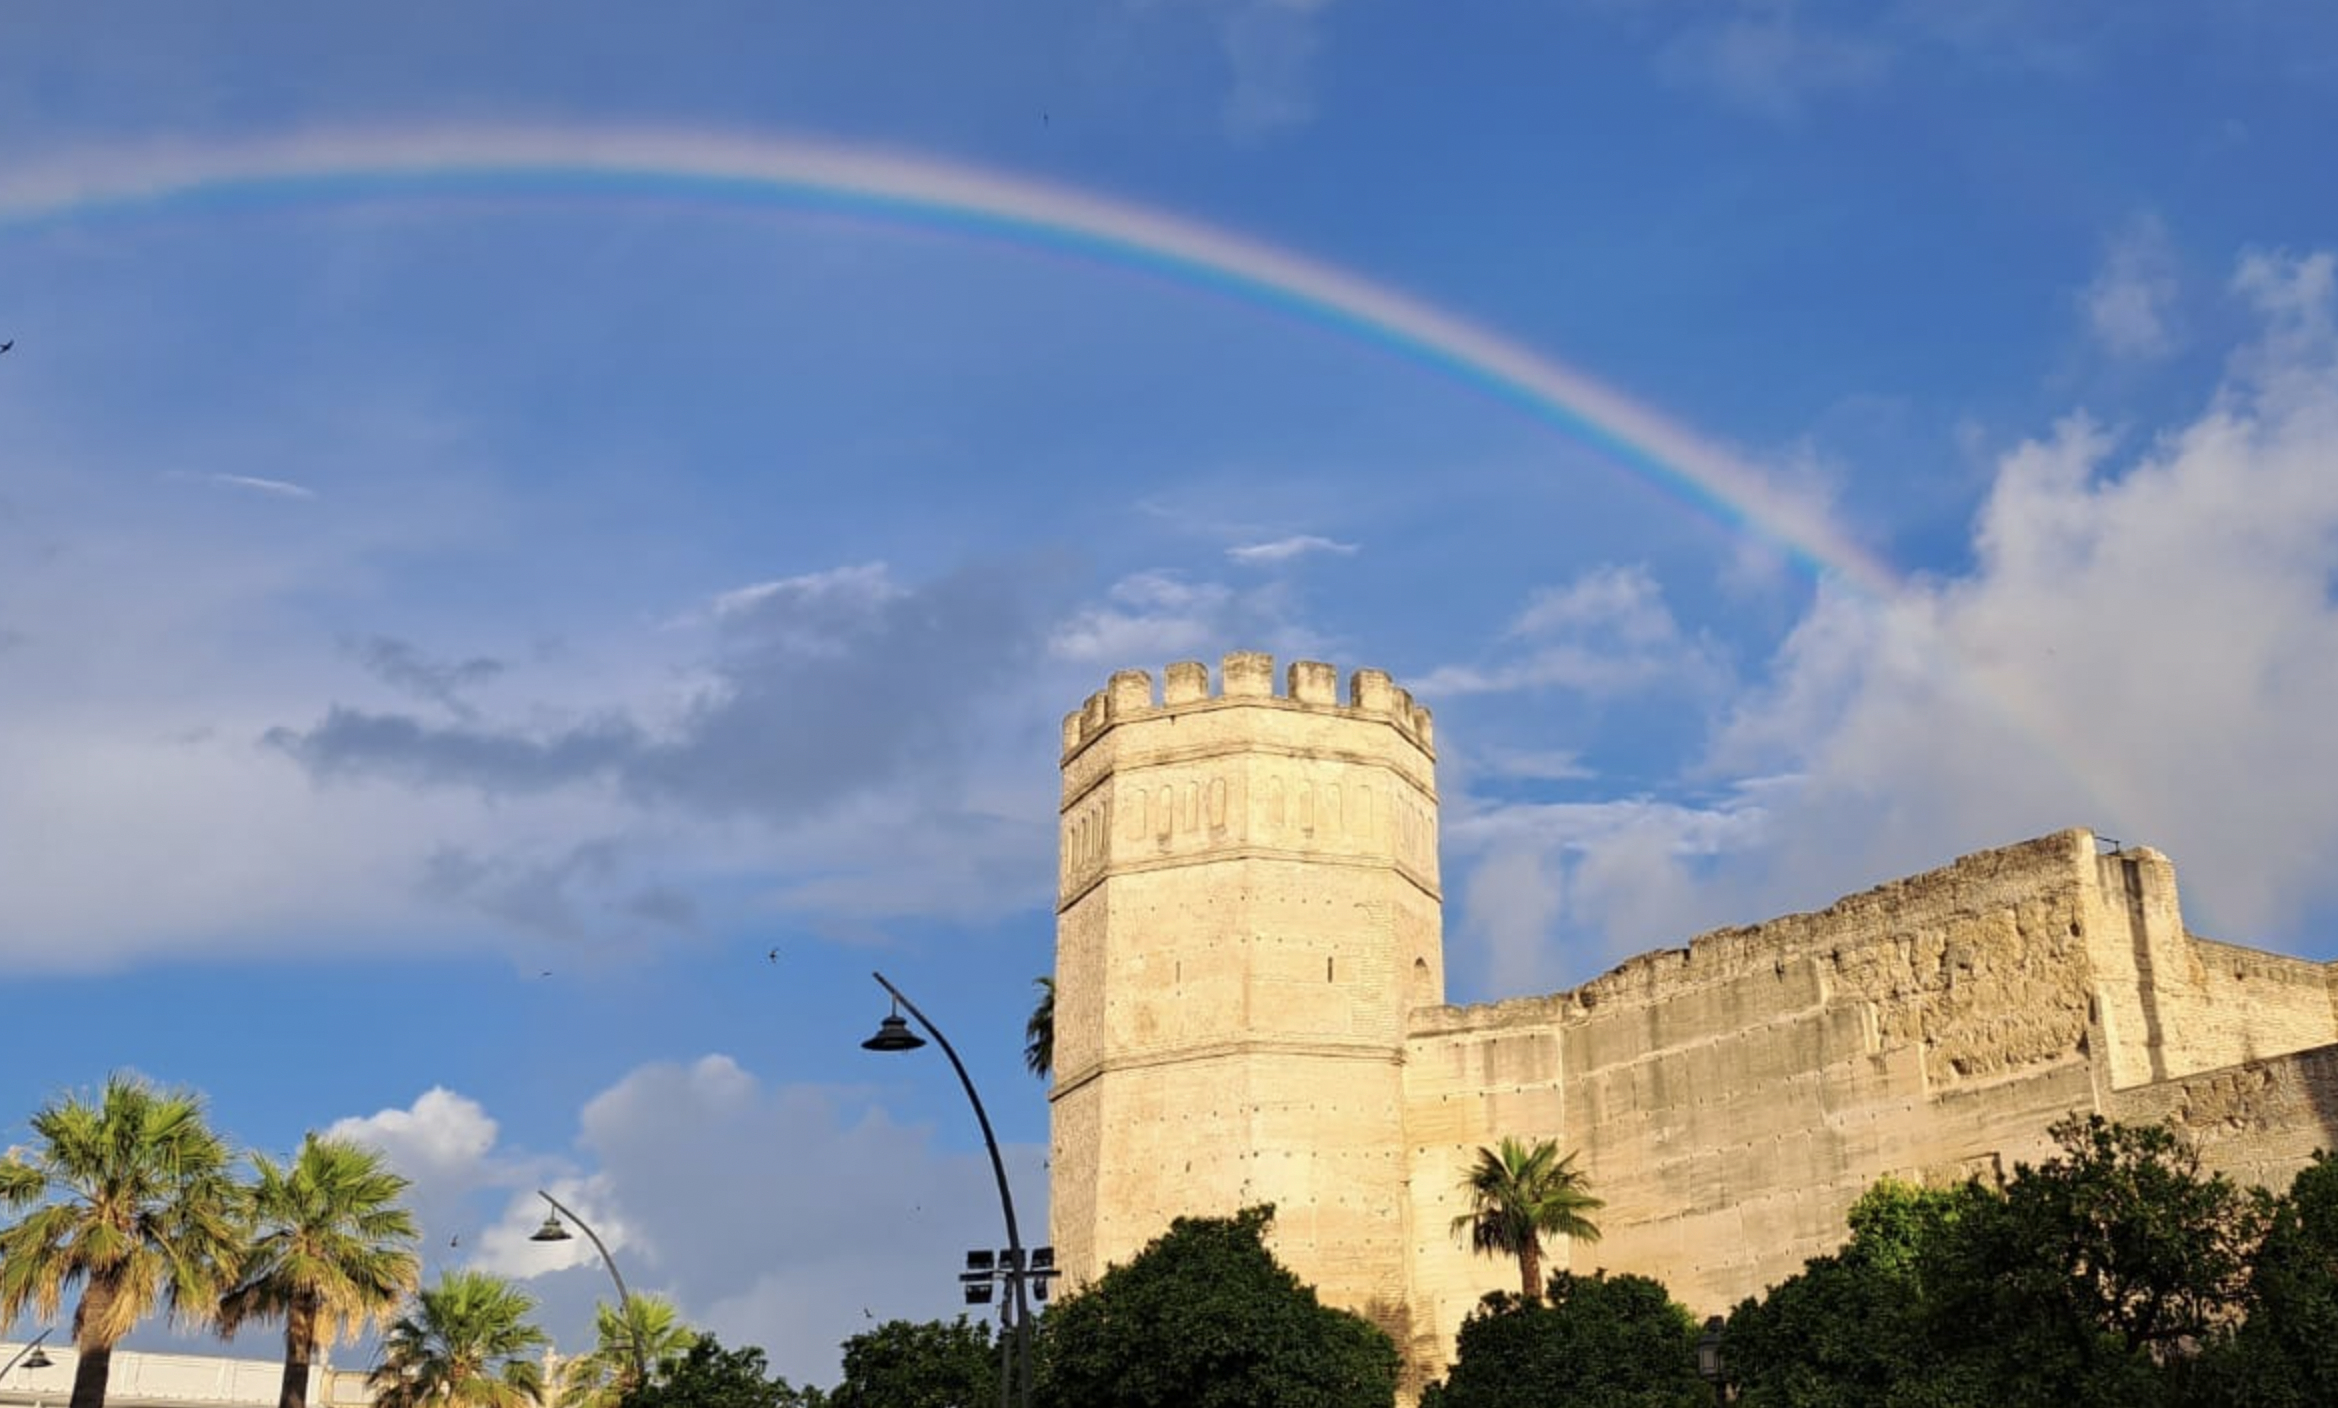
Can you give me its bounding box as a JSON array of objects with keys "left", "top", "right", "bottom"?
[{"left": 6, "top": 0, "right": 2338, "bottom": 1388}]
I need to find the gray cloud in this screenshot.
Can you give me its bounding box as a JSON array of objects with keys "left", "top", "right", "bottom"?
[
  {"left": 348, "top": 634, "right": 507, "bottom": 718},
  {"left": 422, "top": 839, "right": 700, "bottom": 946},
  {"left": 268, "top": 560, "right": 1048, "bottom": 825},
  {"left": 266, "top": 708, "right": 644, "bottom": 793}
]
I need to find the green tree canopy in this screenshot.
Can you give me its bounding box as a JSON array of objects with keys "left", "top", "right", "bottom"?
[
  {"left": 1420, "top": 1271, "right": 1710, "bottom": 1408},
  {"left": 828, "top": 1316, "right": 995, "bottom": 1408},
  {"left": 1923, "top": 1115, "right": 2262, "bottom": 1404},
  {"left": 1726, "top": 1116, "right": 2271, "bottom": 1407},
  {"left": 1724, "top": 1178, "right": 1996, "bottom": 1408},
  {"left": 219, "top": 1133, "right": 423, "bottom": 1408},
  {"left": 370, "top": 1268, "right": 551, "bottom": 1408},
  {"left": 1449, "top": 1137, "right": 1604, "bottom": 1300},
  {"left": 0, "top": 1073, "right": 246, "bottom": 1408},
  {"left": 1037, "top": 1204, "right": 1398, "bottom": 1408},
  {"left": 560, "top": 1294, "right": 699, "bottom": 1408},
  {"left": 619, "top": 1336, "right": 827, "bottom": 1408},
  {"left": 2200, "top": 1150, "right": 2338, "bottom": 1405}
]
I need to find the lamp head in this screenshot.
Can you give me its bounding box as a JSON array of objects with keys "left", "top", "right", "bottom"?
[
  {"left": 529, "top": 1213, "right": 573, "bottom": 1244},
  {"left": 861, "top": 1004, "right": 926, "bottom": 1053},
  {"left": 19, "top": 1348, "right": 52, "bottom": 1371},
  {"left": 1695, "top": 1315, "right": 1725, "bottom": 1382}
]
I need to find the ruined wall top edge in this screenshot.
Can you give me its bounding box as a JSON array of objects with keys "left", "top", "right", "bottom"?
[
  {"left": 1060, "top": 652, "right": 1435, "bottom": 761},
  {"left": 1409, "top": 828, "right": 2109, "bottom": 1036}
]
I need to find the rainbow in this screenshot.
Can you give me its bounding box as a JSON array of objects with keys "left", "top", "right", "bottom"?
[{"left": 0, "top": 125, "right": 1901, "bottom": 597}]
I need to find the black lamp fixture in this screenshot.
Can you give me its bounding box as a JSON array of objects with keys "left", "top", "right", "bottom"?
[
  {"left": 529, "top": 1210, "right": 573, "bottom": 1244},
  {"left": 2, "top": 1330, "right": 56, "bottom": 1379},
  {"left": 861, "top": 1001, "right": 926, "bottom": 1053},
  {"left": 1696, "top": 1315, "right": 1727, "bottom": 1404},
  {"left": 960, "top": 1250, "right": 997, "bottom": 1305}
]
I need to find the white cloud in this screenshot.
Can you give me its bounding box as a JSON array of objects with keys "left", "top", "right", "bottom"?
[
  {"left": 1443, "top": 793, "right": 1775, "bottom": 994},
  {"left": 1457, "top": 846, "right": 1566, "bottom": 998},
  {"left": 1655, "top": 6, "right": 1890, "bottom": 119},
  {"left": 327, "top": 1088, "right": 550, "bottom": 1270},
  {"left": 1225, "top": 533, "right": 1359, "bottom": 565},
  {"left": 332, "top": 1086, "right": 501, "bottom": 1173},
  {"left": 202, "top": 473, "right": 319, "bottom": 500},
  {"left": 1699, "top": 246, "right": 2338, "bottom": 945},
  {"left": 708, "top": 563, "right": 903, "bottom": 626},
  {"left": 1218, "top": 0, "right": 1335, "bottom": 139},
  {"left": 1508, "top": 566, "right": 1676, "bottom": 642},
  {"left": 2082, "top": 215, "right": 2182, "bottom": 359},
  {"left": 1439, "top": 252, "right": 2338, "bottom": 979},
  {"left": 1048, "top": 571, "right": 1233, "bottom": 663},
  {"left": 322, "top": 1060, "right": 1046, "bottom": 1393},
  {"left": 1415, "top": 565, "right": 1723, "bottom": 698}
]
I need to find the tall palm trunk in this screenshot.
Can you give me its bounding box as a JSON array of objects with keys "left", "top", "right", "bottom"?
[
  {"left": 70, "top": 1274, "right": 120, "bottom": 1408},
  {"left": 1518, "top": 1240, "right": 1543, "bottom": 1300},
  {"left": 69, "top": 1340, "right": 114, "bottom": 1408},
  {"left": 280, "top": 1294, "right": 319, "bottom": 1408}
]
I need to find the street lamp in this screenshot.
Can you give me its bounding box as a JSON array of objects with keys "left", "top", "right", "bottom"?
[
  {"left": 529, "top": 1190, "right": 648, "bottom": 1389},
  {"left": 861, "top": 972, "right": 1037, "bottom": 1408},
  {"left": 2, "top": 1330, "right": 55, "bottom": 1377},
  {"left": 1696, "top": 1315, "right": 1727, "bottom": 1405}
]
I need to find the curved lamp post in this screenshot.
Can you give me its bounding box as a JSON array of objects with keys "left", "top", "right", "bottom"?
[
  {"left": 862, "top": 971, "right": 1032, "bottom": 1408},
  {"left": 530, "top": 1190, "right": 648, "bottom": 1389},
  {"left": 2, "top": 1330, "right": 54, "bottom": 1377}
]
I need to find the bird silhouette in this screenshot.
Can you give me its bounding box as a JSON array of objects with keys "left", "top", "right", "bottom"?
[
  {"left": 0, "top": 341, "right": 13, "bottom": 354},
  {"left": 766, "top": 947, "right": 779, "bottom": 963}
]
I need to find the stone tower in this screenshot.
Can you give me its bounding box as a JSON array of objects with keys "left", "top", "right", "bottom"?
[{"left": 1049, "top": 652, "right": 1442, "bottom": 1335}]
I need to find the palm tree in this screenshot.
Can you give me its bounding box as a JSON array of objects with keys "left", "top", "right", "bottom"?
[
  {"left": 1450, "top": 1136, "right": 1604, "bottom": 1300},
  {"left": 219, "top": 1134, "right": 423, "bottom": 1408},
  {"left": 1024, "top": 975, "right": 1055, "bottom": 1080},
  {"left": 556, "top": 1294, "right": 695, "bottom": 1408},
  {"left": 0, "top": 1073, "right": 246, "bottom": 1408},
  {"left": 370, "top": 1269, "right": 550, "bottom": 1408}
]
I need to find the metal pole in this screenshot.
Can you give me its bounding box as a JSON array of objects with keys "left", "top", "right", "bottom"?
[
  {"left": 536, "top": 1190, "right": 647, "bottom": 1389},
  {"left": 871, "top": 972, "right": 1033, "bottom": 1408}
]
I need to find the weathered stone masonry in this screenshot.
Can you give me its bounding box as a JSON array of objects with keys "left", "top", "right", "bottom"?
[{"left": 1049, "top": 655, "right": 2338, "bottom": 1389}]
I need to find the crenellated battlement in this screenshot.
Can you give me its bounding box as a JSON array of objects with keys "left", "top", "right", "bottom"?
[{"left": 1060, "top": 650, "right": 1435, "bottom": 761}]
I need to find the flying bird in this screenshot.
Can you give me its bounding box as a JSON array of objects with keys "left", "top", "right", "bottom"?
[
  {"left": 0, "top": 341, "right": 13, "bottom": 354},
  {"left": 767, "top": 947, "right": 779, "bottom": 963}
]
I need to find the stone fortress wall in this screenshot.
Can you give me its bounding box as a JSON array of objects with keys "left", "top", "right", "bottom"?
[{"left": 1049, "top": 655, "right": 2338, "bottom": 1390}]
